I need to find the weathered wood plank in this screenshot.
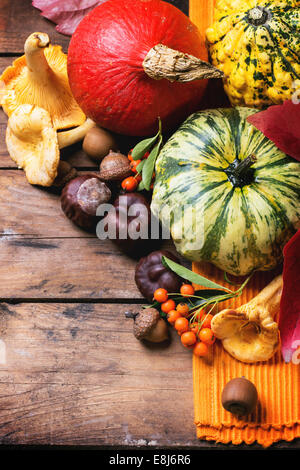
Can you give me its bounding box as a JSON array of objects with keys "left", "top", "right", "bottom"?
[
  {"left": 0, "top": 0, "right": 70, "bottom": 53},
  {"left": 0, "top": 302, "right": 297, "bottom": 448},
  {"left": 0, "top": 170, "right": 95, "bottom": 238},
  {"left": 0, "top": 169, "right": 175, "bottom": 300},
  {"left": 0, "top": 302, "right": 196, "bottom": 446},
  {"left": 0, "top": 237, "right": 146, "bottom": 299}
]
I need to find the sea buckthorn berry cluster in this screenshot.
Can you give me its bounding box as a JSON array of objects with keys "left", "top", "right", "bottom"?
[
  {"left": 153, "top": 286, "right": 216, "bottom": 358},
  {"left": 122, "top": 149, "right": 153, "bottom": 191}
]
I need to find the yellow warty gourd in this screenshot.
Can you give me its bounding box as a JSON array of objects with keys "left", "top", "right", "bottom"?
[{"left": 206, "top": 0, "right": 300, "bottom": 108}]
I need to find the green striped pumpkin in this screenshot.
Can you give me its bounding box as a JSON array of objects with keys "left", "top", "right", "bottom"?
[{"left": 151, "top": 107, "right": 300, "bottom": 276}]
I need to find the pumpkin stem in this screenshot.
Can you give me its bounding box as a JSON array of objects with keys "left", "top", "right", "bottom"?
[
  {"left": 234, "top": 154, "right": 257, "bottom": 178},
  {"left": 247, "top": 7, "right": 270, "bottom": 26},
  {"left": 224, "top": 154, "right": 257, "bottom": 187},
  {"left": 142, "top": 44, "right": 223, "bottom": 83}
]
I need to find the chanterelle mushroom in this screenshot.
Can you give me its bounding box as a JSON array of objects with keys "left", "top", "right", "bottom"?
[
  {"left": 6, "top": 104, "right": 60, "bottom": 186},
  {"left": 211, "top": 275, "right": 282, "bottom": 363},
  {"left": 6, "top": 105, "right": 95, "bottom": 186},
  {"left": 0, "top": 32, "right": 85, "bottom": 130}
]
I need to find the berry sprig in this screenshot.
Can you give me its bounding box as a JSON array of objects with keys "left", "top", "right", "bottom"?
[
  {"left": 121, "top": 118, "right": 162, "bottom": 192},
  {"left": 153, "top": 285, "right": 216, "bottom": 357},
  {"left": 121, "top": 147, "right": 151, "bottom": 192},
  {"left": 146, "top": 256, "right": 251, "bottom": 357}
]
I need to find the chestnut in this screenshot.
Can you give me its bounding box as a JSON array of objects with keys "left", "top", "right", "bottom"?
[
  {"left": 135, "top": 250, "right": 182, "bottom": 301},
  {"left": 100, "top": 193, "right": 160, "bottom": 257},
  {"left": 61, "top": 174, "right": 111, "bottom": 231}
]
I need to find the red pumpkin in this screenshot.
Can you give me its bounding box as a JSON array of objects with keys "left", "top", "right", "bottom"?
[{"left": 67, "top": 0, "right": 219, "bottom": 136}]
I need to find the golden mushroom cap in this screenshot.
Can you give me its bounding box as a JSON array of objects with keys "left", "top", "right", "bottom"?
[
  {"left": 212, "top": 308, "right": 279, "bottom": 363},
  {"left": 6, "top": 104, "right": 60, "bottom": 187},
  {"left": 0, "top": 32, "right": 85, "bottom": 130},
  {"left": 211, "top": 275, "right": 282, "bottom": 363}
]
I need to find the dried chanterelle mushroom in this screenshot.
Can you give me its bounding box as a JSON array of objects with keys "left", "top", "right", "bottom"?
[
  {"left": 6, "top": 104, "right": 95, "bottom": 186},
  {"left": 0, "top": 32, "right": 86, "bottom": 130},
  {"left": 211, "top": 275, "right": 282, "bottom": 363}
]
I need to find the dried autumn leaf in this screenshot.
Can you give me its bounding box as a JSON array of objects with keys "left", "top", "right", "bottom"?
[
  {"left": 279, "top": 230, "right": 300, "bottom": 362},
  {"left": 247, "top": 100, "right": 300, "bottom": 162},
  {"left": 32, "top": 0, "right": 107, "bottom": 35}
]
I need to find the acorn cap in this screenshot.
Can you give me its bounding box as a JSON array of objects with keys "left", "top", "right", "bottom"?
[{"left": 133, "top": 308, "right": 160, "bottom": 340}]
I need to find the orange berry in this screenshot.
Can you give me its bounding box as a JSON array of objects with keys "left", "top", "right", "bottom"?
[
  {"left": 193, "top": 341, "right": 209, "bottom": 357},
  {"left": 143, "top": 151, "right": 150, "bottom": 159},
  {"left": 153, "top": 288, "right": 168, "bottom": 303},
  {"left": 130, "top": 159, "right": 141, "bottom": 173},
  {"left": 180, "top": 284, "right": 195, "bottom": 297},
  {"left": 135, "top": 174, "right": 142, "bottom": 183},
  {"left": 128, "top": 149, "right": 134, "bottom": 161},
  {"left": 161, "top": 299, "right": 176, "bottom": 314},
  {"left": 190, "top": 322, "right": 201, "bottom": 335},
  {"left": 176, "top": 303, "right": 190, "bottom": 316},
  {"left": 121, "top": 176, "right": 138, "bottom": 192},
  {"left": 199, "top": 327, "right": 215, "bottom": 345},
  {"left": 181, "top": 331, "right": 197, "bottom": 347},
  {"left": 193, "top": 309, "right": 206, "bottom": 321},
  {"left": 201, "top": 313, "right": 213, "bottom": 329},
  {"left": 167, "top": 310, "right": 181, "bottom": 325},
  {"left": 174, "top": 317, "right": 189, "bottom": 333}
]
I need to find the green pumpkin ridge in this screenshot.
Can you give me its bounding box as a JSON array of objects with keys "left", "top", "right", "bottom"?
[{"left": 151, "top": 107, "right": 300, "bottom": 276}]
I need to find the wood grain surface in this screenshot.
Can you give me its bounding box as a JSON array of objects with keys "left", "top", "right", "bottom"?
[
  {"left": 0, "top": 0, "right": 298, "bottom": 449},
  {"left": 0, "top": 303, "right": 195, "bottom": 446}
]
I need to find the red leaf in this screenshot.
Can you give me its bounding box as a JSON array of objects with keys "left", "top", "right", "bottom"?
[
  {"left": 32, "top": 0, "right": 107, "bottom": 36},
  {"left": 247, "top": 100, "right": 300, "bottom": 162},
  {"left": 279, "top": 230, "right": 300, "bottom": 362}
]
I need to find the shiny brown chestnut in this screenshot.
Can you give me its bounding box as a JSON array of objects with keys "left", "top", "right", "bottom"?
[
  {"left": 101, "top": 192, "right": 159, "bottom": 257},
  {"left": 61, "top": 174, "right": 111, "bottom": 231},
  {"left": 135, "top": 250, "right": 182, "bottom": 301}
]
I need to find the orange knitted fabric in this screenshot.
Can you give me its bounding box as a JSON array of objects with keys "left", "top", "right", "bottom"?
[
  {"left": 189, "top": 0, "right": 300, "bottom": 447},
  {"left": 192, "top": 262, "right": 300, "bottom": 447}
]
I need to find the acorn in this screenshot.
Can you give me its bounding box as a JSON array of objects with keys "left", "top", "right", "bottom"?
[
  {"left": 82, "top": 127, "right": 118, "bottom": 162},
  {"left": 99, "top": 150, "right": 132, "bottom": 181},
  {"left": 61, "top": 174, "right": 111, "bottom": 231},
  {"left": 126, "top": 308, "right": 169, "bottom": 343},
  {"left": 221, "top": 377, "right": 258, "bottom": 417}
]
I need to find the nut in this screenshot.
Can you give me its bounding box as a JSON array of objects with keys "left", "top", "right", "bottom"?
[
  {"left": 61, "top": 174, "right": 111, "bottom": 231},
  {"left": 82, "top": 126, "right": 118, "bottom": 161},
  {"left": 99, "top": 150, "right": 132, "bottom": 181},
  {"left": 102, "top": 192, "right": 159, "bottom": 257},
  {"left": 127, "top": 308, "right": 169, "bottom": 343},
  {"left": 221, "top": 377, "right": 258, "bottom": 417},
  {"left": 135, "top": 250, "right": 182, "bottom": 301},
  {"left": 52, "top": 160, "right": 77, "bottom": 189}
]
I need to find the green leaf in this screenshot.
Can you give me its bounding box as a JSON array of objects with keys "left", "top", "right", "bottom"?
[
  {"left": 142, "top": 138, "right": 162, "bottom": 190},
  {"left": 137, "top": 180, "right": 145, "bottom": 191},
  {"left": 162, "top": 256, "right": 233, "bottom": 293},
  {"left": 131, "top": 134, "right": 159, "bottom": 161},
  {"left": 136, "top": 160, "right": 145, "bottom": 174},
  {"left": 131, "top": 117, "right": 162, "bottom": 161}
]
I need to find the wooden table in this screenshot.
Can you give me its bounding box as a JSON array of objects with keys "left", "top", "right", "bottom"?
[{"left": 0, "top": 0, "right": 298, "bottom": 449}]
